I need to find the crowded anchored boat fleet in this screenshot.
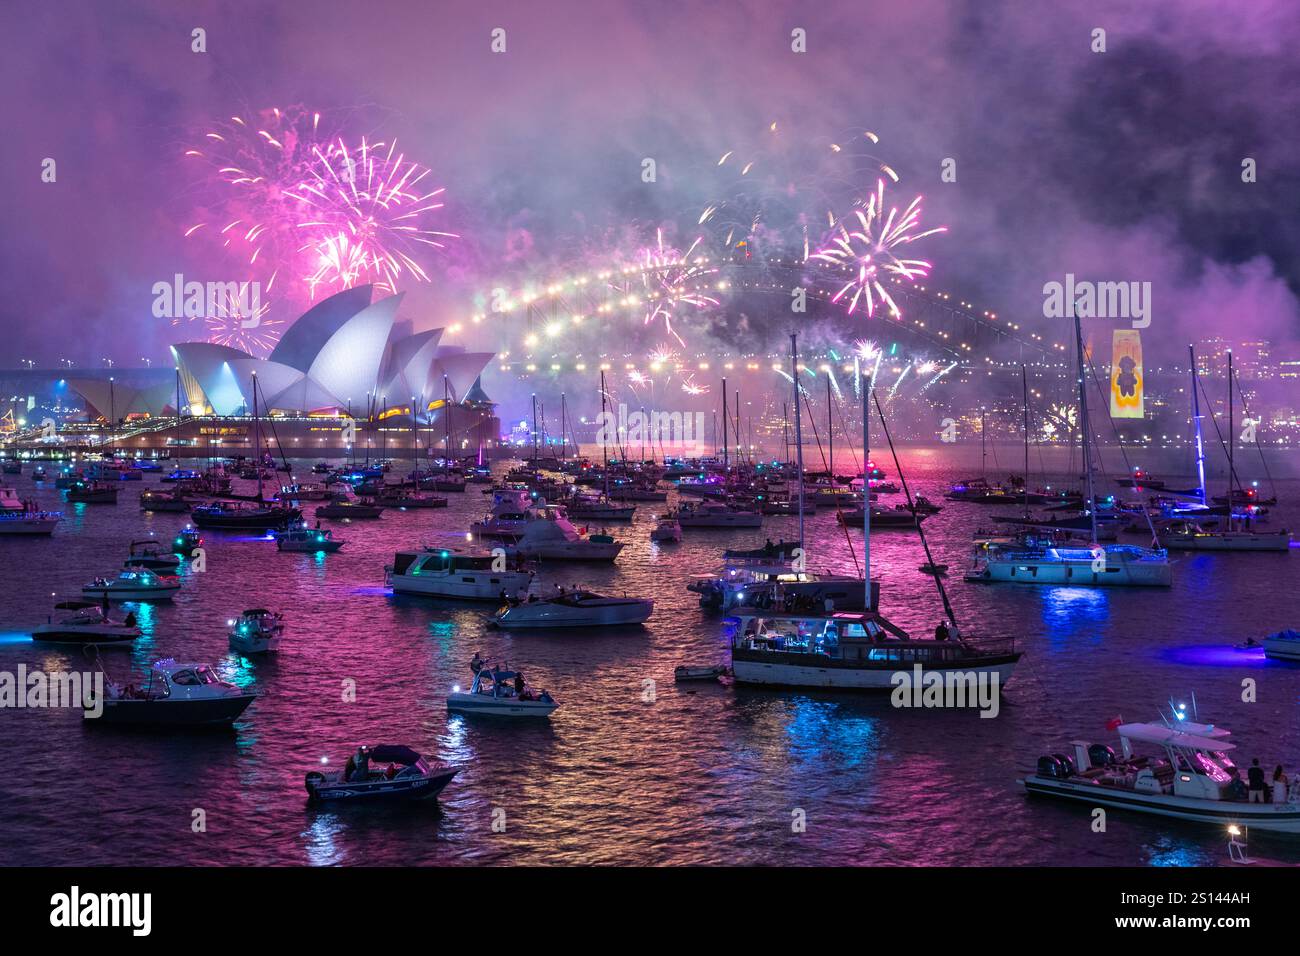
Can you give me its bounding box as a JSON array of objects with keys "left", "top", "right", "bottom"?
[{"left": 1, "top": 319, "right": 1294, "bottom": 837}]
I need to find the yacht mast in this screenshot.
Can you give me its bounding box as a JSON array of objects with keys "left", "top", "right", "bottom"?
[
  {"left": 827, "top": 375, "right": 833, "bottom": 477},
  {"left": 1021, "top": 364, "right": 1030, "bottom": 518},
  {"left": 721, "top": 377, "right": 728, "bottom": 473},
  {"left": 251, "top": 372, "right": 262, "bottom": 503},
  {"left": 862, "top": 367, "right": 871, "bottom": 610},
  {"left": 560, "top": 393, "right": 568, "bottom": 462},
  {"left": 1072, "top": 307, "right": 1098, "bottom": 545},
  {"left": 790, "top": 333, "right": 805, "bottom": 548},
  {"left": 1227, "top": 349, "right": 1234, "bottom": 526},
  {"left": 443, "top": 376, "right": 451, "bottom": 471},
  {"left": 531, "top": 392, "right": 538, "bottom": 465},
  {"left": 599, "top": 369, "right": 610, "bottom": 499},
  {"left": 1188, "top": 345, "right": 1207, "bottom": 507}
]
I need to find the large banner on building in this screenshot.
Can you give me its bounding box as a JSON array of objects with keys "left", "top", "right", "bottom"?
[{"left": 1109, "top": 329, "right": 1144, "bottom": 418}]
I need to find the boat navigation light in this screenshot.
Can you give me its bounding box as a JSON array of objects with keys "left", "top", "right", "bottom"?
[
  {"left": 452, "top": 685, "right": 461, "bottom": 693},
  {"left": 1228, "top": 825, "right": 1241, "bottom": 837},
  {"left": 227, "top": 619, "right": 235, "bottom": 627},
  {"left": 320, "top": 757, "right": 329, "bottom": 765}
]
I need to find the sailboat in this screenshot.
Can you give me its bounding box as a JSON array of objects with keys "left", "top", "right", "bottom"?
[
  {"left": 727, "top": 333, "right": 1020, "bottom": 690},
  {"left": 1156, "top": 347, "right": 1290, "bottom": 553},
  {"left": 190, "top": 373, "right": 300, "bottom": 532},
  {"left": 964, "top": 310, "right": 1173, "bottom": 587}
]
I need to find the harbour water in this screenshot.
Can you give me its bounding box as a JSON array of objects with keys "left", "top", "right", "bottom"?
[{"left": 1, "top": 446, "right": 1297, "bottom": 866}]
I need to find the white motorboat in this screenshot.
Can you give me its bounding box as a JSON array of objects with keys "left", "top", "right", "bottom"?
[
  {"left": 93, "top": 660, "right": 255, "bottom": 726},
  {"left": 31, "top": 599, "right": 141, "bottom": 647},
  {"left": 82, "top": 568, "right": 182, "bottom": 601},
  {"left": 278, "top": 481, "right": 330, "bottom": 501},
  {"left": 504, "top": 505, "right": 624, "bottom": 561},
  {"left": 0, "top": 495, "right": 62, "bottom": 535},
  {"left": 675, "top": 500, "right": 763, "bottom": 528},
  {"left": 275, "top": 522, "right": 345, "bottom": 553},
  {"left": 727, "top": 608, "right": 1020, "bottom": 690},
  {"left": 305, "top": 745, "right": 459, "bottom": 803},
  {"left": 493, "top": 588, "right": 653, "bottom": 628},
  {"left": 447, "top": 665, "right": 558, "bottom": 718},
  {"left": 964, "top": 535, "right": 1173, "bottom": 587},
  {"left": 470, "top": 489, "right": 537, "bottom": 538},
  {"left": 1020, "top": 701, "right": 1300, "bottom": 833},
  {"left": 650, "top": 516, "right": 682, "bottom": 542},
  {"left": 228, "top": 608, "right": 284, "bottom": 654},
  {"left": 386, "top": 548, "right": 533, "bottom": 601},
  {"left": 1157, "top": 520, "right": 1291, "bottom": 552},
  {"left": 1263, "top": 629, "right": 1300, "bottom": 662},
  {"left": 562, "top": 494, "right": 636, "bottom": 521},
  {"left": 124, "top": 539, "right": 182, "bottom": 572},
  {"left": 688, "top": 563, "right": 868, "bottom": 612}
]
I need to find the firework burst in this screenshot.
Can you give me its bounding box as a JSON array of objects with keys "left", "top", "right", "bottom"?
[
  {"left": 628, "top": 230, "right": 719, "bottom": 346},
  {"left": 810, "top": 178, "right": 946, "bottom": 319}
]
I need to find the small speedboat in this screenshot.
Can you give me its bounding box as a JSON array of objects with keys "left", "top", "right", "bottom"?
[
  {"left": 493, "top": 589, "right": 653, "bottom": 629},
  {"left": 65, "top": 480, "right": 119, "bottom": 504},
  {"left": 228, "top": 609, "right": 283, "bottom": 655},
  {"left": 31, "top": 600, "right": 140, "bottom": 647},
  {"left": 139, "top": 489, "right": 191, "bottom": 512},
  {"left": 919, "top": 562, "right": 950, "bottom": 576},
  {"left": 172, "top": 526, "right": 203, "bottom": 555},
  {"left": 92, "top": 660, "right": 255, "bottom": 726},
  {"left": 31, "top": 465, "right": 48, "bottom": 480},
  {"left": 305, "top": 745, "right": 459, "bottom": 803},
  {"left": 447, "top": 665, "right": 558, "bottom": 718},
  {"left": 124, "top": 539, "right": 182, "bottom": 572},
  {"left": 650, "top": 517, "right": 682, "bottom": 543},
  {"left": 674, "top": 664, "right": 728, "bottom": 682},
  {"left": 275, "top": 522, "right": 345, "bottom": 553},
  {"left": 82, "top": 568, "right": 181, "bottom": 601}
]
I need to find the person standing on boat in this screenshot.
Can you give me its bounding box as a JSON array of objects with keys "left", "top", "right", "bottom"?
[
  {"left": 1273, "top": 765, "right": 1289, "bottom": 804},
  {"left": 470, "top": 652, "right": 484, "bottom": 674},
  {"left": 935, "top": 621, "right": 950, "bottom": 641},
  {"left": 1247, "top": 758, "right": 1267, "bottom": 803}
]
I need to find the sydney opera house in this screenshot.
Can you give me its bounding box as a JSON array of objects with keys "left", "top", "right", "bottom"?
[{"left": 62, "top": 286, "right": 500, "bottom": 456}]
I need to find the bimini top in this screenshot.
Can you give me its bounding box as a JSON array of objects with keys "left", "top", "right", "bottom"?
[
  {"left": 362, "top": 745, "right": 422, "bottom": 765},
  {"left": 1117, "top": 722, "right": 1237, "bottom": 752}
]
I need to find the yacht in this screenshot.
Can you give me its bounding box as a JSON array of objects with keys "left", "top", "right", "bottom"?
[
  {"left": 277, "top": 481, "right": 330, "bottom": 501},
  {"left": 31, "top": 599, "right": 141, "bottom": 647},
  {"left": 82, "top": 568, "right": 182, "bottom": 601},
  {"left": 504, "top": 505, "right": 625, "bottom": 561},
  {"left": 493, "top": 588, "right": 652, "bottom": 628},
  {"left": 1020, "top": 701, "right": 1300, "bottom": 832},
  {"left": 386, "top": 548, "right": 533, "bottom": 601},
  {"left": 274, "top": 522, "right": 345, "bottom": 553},
  {"left": 228, "top": 609, "right": 283, "bottom": 654},
  {"left": 172, "top": 526, "right": 203, "bottom": 555},
  {"left": 1157, "top": 519, "right": 1290, "bottom": 553},
  {"left": 562, "top": 494, "right": 636, "bottom": 521},
  {"left": 447, "top": 666, "right": 558, "bottom": 718},
  {"left": 0, "top": 488, "right": 61, "bottom": 535},
  {"left": 727, "top": 609, "right": 1019, "bottom": 690},
  {"left": 689, "top": 563, "right": 868, "bottom": 612},
  {"left": 315, "top": 495, "right": 384, "bottom": 519},
  {"left": 65, "top": 479, "right": 118, "bottom": 504},
  {"left": 470, "top": 489, "right": 538, "bottom": 539},
  {"left": 675, "top": 500, "right": 763, "bottom": 528},
  {"left": 93, "top": 660, "right": 255, "bottom": 726},
  {"left": 376, "top": 487, "right": 448, "bottom": 509},
  {"left": 191, "top": 500, "right": 301, "bottom": 531},
  {"left": 139, "top": 488, "right": 191, "bottom": 512},
  {"left": 650, "top": 516, "right": 682, "bottom": 542},
  {"left": 305, "top": 746, "right": 458, "bottom": 803},
  {"left": 837, "top": 506, "right": 923, "bottom": 529},
  {"left": 965, "top": 533, "right": 1173, "bottom": 587}
]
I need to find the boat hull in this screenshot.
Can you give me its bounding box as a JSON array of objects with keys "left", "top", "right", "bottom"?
[
  {"left": 1159, "top": 533, "right": 1291, "bottom": 552},
  {"left": 31, "top": 626, "right": 138, "bottom": 646},
  {"left": 388, "top": 570, "right": 532, "bottom": 602},
  {"left": 731, "top": 651, "right": 1019, "bottom": 690},
  {"left": 81, "top": 585, "right": 180, "bottom": 601},
  {"left": 307, "top": 768, "right": 458, "bottom": 803},
  {"left": 1022, "top": 775, "right": 1300, "bottom": 833},
  {"left": 495, "top": 601, "right": 652, "bottom": 628},
  {"left": 0, "top": 517, "right": 60, "bottom": 535},
  {"left": 446, "top": 694, "right": 558, "bottom": 717},
  {"left": 94, "top": 694, "right": 255, "bottom": 726},
  {"left": 965, "top": 559, "right": 1172, "bottom": 587}
]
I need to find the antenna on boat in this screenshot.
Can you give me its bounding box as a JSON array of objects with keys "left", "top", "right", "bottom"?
[
  {"left": 1072, "top": 304, "right": 1099, "bottom": 546},
  {"left": 789, "top": 333, "right": 805, "bottom": 550}
]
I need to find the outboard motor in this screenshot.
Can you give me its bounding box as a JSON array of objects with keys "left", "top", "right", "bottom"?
[
  {"left": 1036, "top": 755, "right": 1064, "bottom": 778},
  {"left": 1051, "top": 752, "right": 1075, "bottom": 777},
  {"left": 1089, "top": 743, "right": 1117, "bottom": 768}
]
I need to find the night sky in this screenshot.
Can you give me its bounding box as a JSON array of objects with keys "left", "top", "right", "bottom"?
[{"left": 3, "top": 0, "right": 1299, "bottom": 367}]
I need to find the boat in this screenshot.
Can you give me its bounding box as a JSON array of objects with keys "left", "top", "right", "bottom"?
[
  {"left": 675, "top": 500, "right": 763, "bottom": 528},
  {"left": 228, "top": 608, "right": 283, "bottom": 654},
  {"left": 650, "top": 516, "right": 682, "bottom": 543},
  {"left": 0, "top": 488, "right": 61, "bottom": 535},
  {"left": 377, "top": 488, "right": 448, "bottom": 509},
  {"left": 277, "top": 481, "right": 330, "bottom": 501},
  {"left": 172, "top": 526, "right": 203, "bottom": 555},
  {"left": 386, "top": 548, "right": 533, "bottom": 601},
  {"left": 1116, "top": 467, "right": 1166, "bottom": 490},
  {"left": 1157, "top": 519, "right": 1291, "bottom": 552},
  {"left": 1019, "top": 700, "right": 1300, "bottom": 833},
  {"left": 504, "top": 505, "right": 625, "bottom": 561},
  {"left": 64, "top": 479, "right": 118, "bottom": 504},
  {"left": 493, "top": 588, "right": 652, "bottom": 628},
  {"left": 674, "top": 664, "right": 729, "bottom": 682},
  {"left": 311, "top": 461, "right": 333, "bottom": 474},
  {"left": 54, "top": 468, "right": 84, "bottom": 489},
  {"left": 727, "top": 608, "right": 1019, "bottom": 690},
  {"left": 93, "top": 660, "right": 255, "bottom": 726},
  {"left": 139, "top": 488, "right": 191, "bottom": 512},
  {"left": 837, "top": 506, "right": 923, "bottom": 528},
  {"left": 447, "top": 665, "right": 558, "bottom": 718},
  {"left": 315, "top": 495, "right": 385, "bottom": 519},
  {"left": 82, "top": 568, "right": 182, "bottom": 601},
  {"left": 275, "top": 522, "right": 345, "bottom": 553},
  {"left": 562, "top": 494, "right": 636, "bottom": 521},
  {"left": 1, "top": 459, "right": 20, "bottom": 475},
  {"left": 31, "top": 465, "right": 47, "bottom": 481},
  {"left": 191, "top": 500, "right": 301, "bottom": 531},
  {"left": 688, "top": 563, "right": 870, "bottom": 612},
  {"left": 1263, "top": 630, "right": 1300, "bottom": 662},
  {"left": 305, "top": 745, "right": 458, "bottom": 803},
  {"left": 470, "top": 489, "right": 538, "bottom": 539},
  {"left": 723, "top": 539, "right": 802, "bottom": 562},
  {"left": 124, "top": 539, "right": 182, "bottom": 571},
  {"left": 161, "top": 469, "right": 201, "bottom": 483},
  {"left": 31, "top": 599, "right": 141, "bottom": 647},
  {"left": 919, "top": 563, "right": 949, "bottom": 576},
  {"left": 965, "top": 533, "right": 1173, "bottom": 587}
]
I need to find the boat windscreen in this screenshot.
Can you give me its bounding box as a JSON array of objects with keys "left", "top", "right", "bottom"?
[{"left": 367, "top": 745, "right": 421, "bottom": 765}]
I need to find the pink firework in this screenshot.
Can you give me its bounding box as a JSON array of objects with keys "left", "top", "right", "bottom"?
[
  {"left": 629, "top": 230, "right": 719, "bottom": 347},
  {"left": 810, "top": 178, "right": 945, "bottom": 318}
]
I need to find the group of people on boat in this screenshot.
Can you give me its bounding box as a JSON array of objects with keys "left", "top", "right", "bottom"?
[
  {"left": 1225, "top": 758, "right": 1299, "bottom": 804},
  {"left": 343, "top": 746, "right": 404, "bottom": 783},
  {"left": 468, "top": 653, "right": 546, "bottom": 702}
]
